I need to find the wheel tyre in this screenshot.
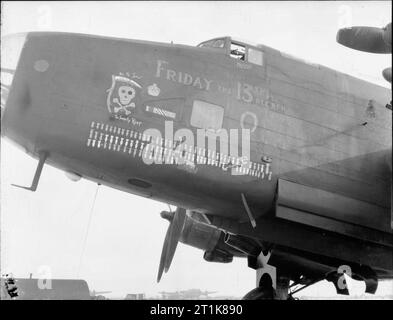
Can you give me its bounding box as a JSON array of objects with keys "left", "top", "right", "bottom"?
[{"left": 242, "top": 286, "right": 275, "bottom": 300}]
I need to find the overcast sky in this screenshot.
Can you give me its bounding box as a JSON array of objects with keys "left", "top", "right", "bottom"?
[{"left": 1, "top": 1, "right": 392, "bottom": 298}]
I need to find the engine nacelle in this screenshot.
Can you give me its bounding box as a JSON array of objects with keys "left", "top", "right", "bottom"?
[
  {"left": 179, "top": 212, "right": 251, "bottom": 260},
  {"left": 224, "top": 233, "right": 261, "bottom": 256},
  {"left": 159, "top": 210, "right": 248, "bottom": 266},
  {"left": 180, "top": 212, "right": 223, "bottom": 252},
  {"left": 203, "top": 249, "right": 233, "bottom": 263}
]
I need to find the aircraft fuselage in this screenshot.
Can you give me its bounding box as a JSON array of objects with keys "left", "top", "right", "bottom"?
[{"left": 2, "top": 32, "right": 392, "bottom": 276}]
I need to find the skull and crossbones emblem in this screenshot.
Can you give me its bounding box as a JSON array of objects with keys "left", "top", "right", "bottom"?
[
  {"left": 113, "top": 85, "right": 136, "bottom": 115},
  {"left": 107, "top": 75, "right": 142, "bottom": 117}
]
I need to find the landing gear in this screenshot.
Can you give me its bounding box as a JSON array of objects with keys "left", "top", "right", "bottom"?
[
  {"left": 243, "top": 273, "right": 275, "bottom": 300},
  {"left": 275, "top": 276, "right": 291, "bottom": 300},
  {"left": 242, "top": 273, "right": 292, "bottom": 300},
  {"left": 243, "top": 251, "right": 292, "bottom": 300}
]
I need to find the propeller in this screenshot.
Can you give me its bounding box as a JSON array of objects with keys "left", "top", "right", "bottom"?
[
  {"left": 336, "top": 23, "right": 391, "bottom": 54},
  {"left": 336, "top": 23, "right": 391, "bottom": 84},
  {"left": 157, "top": 207, "right": 187, "bottom": 282}
]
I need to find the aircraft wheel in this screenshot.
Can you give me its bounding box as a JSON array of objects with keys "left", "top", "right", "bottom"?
[
  {"left": 242, "top": 286, "right": 275, "bottom": 300},
  {"left": 242, "top": 273, "right": 275, "bottom": 300}
]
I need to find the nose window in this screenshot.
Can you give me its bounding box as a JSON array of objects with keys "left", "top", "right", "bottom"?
[
  {"left": 1, "top": 33, "right": 28, "bottom": 110},
  {"left": 1, "top": 33, "right": 28, "bottom": 71}
]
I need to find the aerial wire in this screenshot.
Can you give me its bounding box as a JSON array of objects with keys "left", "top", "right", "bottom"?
[{"left": 77, "top": 183, "right": 100, "bottom": 278}]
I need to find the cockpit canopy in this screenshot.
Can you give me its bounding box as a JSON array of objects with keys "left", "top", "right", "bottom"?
[
  {"left": 197, "top": 38, "right": 227, "bottom": 49},
  {"left": 197, "top": 37, "right": 264, "bottom": 66}
]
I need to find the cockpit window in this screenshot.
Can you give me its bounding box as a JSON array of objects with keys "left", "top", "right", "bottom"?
[
  {"left": 248, "top": 48, "right": 263, "bottom": 66},
  {"left": 198, "top": 38, "right": 264, "bottom": 66},
  {"left": 230, "top": 43, "right": 245, "bottom": 61},
  {"left": 198, "top": 39, "right": 226, "bottom": 49},
  {"left": 212, "top": 39, "right": 225, "bottom": 48}
]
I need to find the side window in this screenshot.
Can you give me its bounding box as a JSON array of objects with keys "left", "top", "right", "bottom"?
[
  {"left": 248, "top": 48, "right": 263, "bottom": 66},
  {"left": 230, "top": 43, "right": 245, "bottom": 61},
  {"left": 190, "top": 100, "right": 224, "bottom": 130}
]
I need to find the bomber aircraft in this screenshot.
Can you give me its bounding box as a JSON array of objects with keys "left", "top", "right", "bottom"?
[{"left": 1, "top": 23, "right": 392, "bottom": 299}]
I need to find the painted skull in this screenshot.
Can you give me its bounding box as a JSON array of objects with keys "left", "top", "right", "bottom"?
[{"left": 118, "top": 85, "right": 136, "bottom": 105}]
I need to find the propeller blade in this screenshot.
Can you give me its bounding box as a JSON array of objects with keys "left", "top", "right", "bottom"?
[
  {"left": 157, "top": 224, "right": 171, "bottom": 283},
  {"left": 157, "top": 207, "right": 186, "bottom": 282},
  {"left": 383, "top": 67, "right": 392, "bottom": 83},
  {"left": 337, "top": 25, "right": 391, "bottom": 53},
  {"left": 164, "top": 208, "right": 186, "bottom": 272}
]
